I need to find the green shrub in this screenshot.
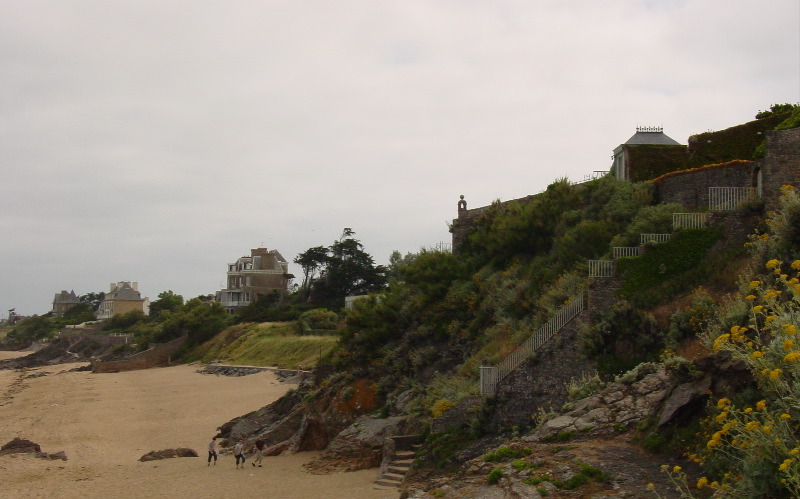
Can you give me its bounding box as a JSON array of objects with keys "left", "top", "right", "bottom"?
[
  {"left": 610, "top": 203, "right": 683, "bottom": 248},
  {"left": 483, "top": 446, "right": 532, "bottom": 462},
  {"left": 579, "top": 301, "right": 663, "bottom": 379},
  {"left": 541, "top": 431, "right": 575, "bottom": 443},
  {"left": 578, "top": 462, "right": 610, "bottom": 481},
  {"left": 566, "top": 373, "right": 605, "bottom": 401},
  {"left": 298, "top": 308, "right": 338, "bottom": 332},
  {"left": 667, "top": 287, "right": 717, "bottom": 345},
  {"left": 510, "top": 459, "right": 538, "bottom": 471},
  {"left": 524, "top": 474, "right": 552, "bottom": 486},
  {"left": 562, "top": 473, "right": 590, "bottom": 489},
  {"left": 642, "top": 433, "right": 667, "bottom": 453},
  {"left": 617, "top": 228, "right": 723, "bottom": 308},
  {"left": 487, "top": 467, "right": 503, "bottom": 484}
]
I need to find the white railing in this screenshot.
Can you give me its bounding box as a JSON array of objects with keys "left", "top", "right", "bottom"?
[
  {"left": 673, "top": 213, "right": 708, "bottom": 230},
  {"left": 575, "top": 170, "right": 609, "bottom": 184},
  {"left": 708, "top": 187, "right": 759, "bottom": 211},
  {"left": 612, "top": 247, "right": 643, "bottom": 259},
  {"left": 588, "top": 260, "right": 614, "bottom": 277},
  {"left": 480, "top": 293, "right": 585, "bottom": 396},
  {"left": 640, "top": 233, "right": 672, "bottom": 245},
  {"left": 427, "top": 242, "right": 452, "bottom": 253}
]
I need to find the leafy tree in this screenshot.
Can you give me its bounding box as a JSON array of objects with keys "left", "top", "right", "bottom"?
[
  {"left": 157, "top": 298, "right": 229, "bottom": 346},
  {"left": 236, "top": 291, "right": 283, "bottom": 323},
  {"left": 103, "top": 310, "right": 149, "bottom": 331},
  {"left": 60, "top": 303, "right": 96, "bottom": 325},
  {"left": 311, "top": 233, "right": 387, "bottom": 308},
  {"left": 7, "top": 315, "right": 56, "bottom": 343},
  {"left": 296, "top": 229, "right": 387, "bottom": 309},
  {"left": 149, "top": 290, "right": 184, "bottom": 318},
  {"left": 755, "top": 103, "right": 798, "bottom": 119},
  {"left": 386, "top": 250, "right": 416, "bottom": 281},
  {"left": 294, "top": 245, "right": 328, "bottom": 295},
  {"left": 80, "top": 292, "right": 105, "bottom": 311}
]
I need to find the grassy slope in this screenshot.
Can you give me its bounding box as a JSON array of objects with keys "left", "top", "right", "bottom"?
[{"left": 189, "top": 321, "right": 338, "bottom": 368}]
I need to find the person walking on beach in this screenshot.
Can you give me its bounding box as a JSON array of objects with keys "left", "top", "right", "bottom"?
[
  {"left": 233, "top": 439, "right": 246, "bottom": 469},
  {"left": 252, "top": 438, "right": 265, "bottom": 467},
  {"left": 207, "top": 437, "right": 218, "bottom": 466}
]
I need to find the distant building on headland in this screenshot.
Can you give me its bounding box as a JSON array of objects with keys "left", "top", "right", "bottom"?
[
  {"left": 96, "top": 282, "right": 150, "bottom": 320},
  {"left": 52, "top": 290, "right": 81, "bottom": 317},
  {"left": 611, "top": 126, "right": 685, "bottom": 182},
  {"left": 216, "top": 247, "right": 293, "bottom": 314}
]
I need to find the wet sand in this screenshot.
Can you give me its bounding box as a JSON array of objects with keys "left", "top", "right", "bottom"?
[{"left": 0, "top": 353, "right": 396, "bottom": 499}]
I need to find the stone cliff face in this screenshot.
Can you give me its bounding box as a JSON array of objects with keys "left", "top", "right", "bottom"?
[{"left": 215, "top": 374, "right": 392, "bottom": 461}]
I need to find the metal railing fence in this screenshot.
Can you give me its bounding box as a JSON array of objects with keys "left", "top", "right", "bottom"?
[
  {"left": 673, "top": 213, "right": 709, "bottom": 230},
  {"left": 640, "top": 233, "right": 672, "bottom": 245},
  {"left": 708, "top": 187, "right": 759, "bottom": 211},
  {"left": 588, "top": 260, "right": 614, "bottom": 277},
  {"left": 480, "top": 294, "right": 585, "bottom": 396},
  {"left": 612, "top": 247, "right": 643, "bottom": 259}
]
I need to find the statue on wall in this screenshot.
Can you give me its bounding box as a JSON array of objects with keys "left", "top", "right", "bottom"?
[{"left": 458, "top": 194, "right": 467, "bottom": 212}]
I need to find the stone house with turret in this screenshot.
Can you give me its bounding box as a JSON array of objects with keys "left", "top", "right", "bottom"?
[{"left": 52, "top": 290, "right": 81, "bottom": 317}]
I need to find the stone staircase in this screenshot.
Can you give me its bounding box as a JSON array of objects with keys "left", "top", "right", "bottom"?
[{"left": 374, "top": 435, "right": 420, "bottom": 489}]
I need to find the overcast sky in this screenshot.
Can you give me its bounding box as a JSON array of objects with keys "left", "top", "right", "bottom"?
[{"left": 1, "top": 0, "right": 798, "bottom": 316}]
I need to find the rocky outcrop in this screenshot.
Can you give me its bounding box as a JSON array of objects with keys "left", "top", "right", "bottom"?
[
  {"left": 197, "top": 364, "right": 308, "bottom": 382},
  {"left": 0, "top": 438, "right": 40, "bottom": 455},
  {"left": 138, "top": 448, "right": 198, "bottom": 461},
  {"left": 403, "top": 436, "right": 695, "bottom": 499},
  {"left": 305, "top": 416, "right": 408, "bottom": 473},
  {"left": 216, "top": 375, "right": 385, "bottom": 455},
  {"left": 0, "top": 438, "right": 68, "bottom": 461},
  {"left": 529, "top": 364, "right": 675, "bottom": 440}
]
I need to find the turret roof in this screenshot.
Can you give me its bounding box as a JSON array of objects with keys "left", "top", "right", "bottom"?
[{"left": 624, "top": 127, "right": 682, "bottom": 146}]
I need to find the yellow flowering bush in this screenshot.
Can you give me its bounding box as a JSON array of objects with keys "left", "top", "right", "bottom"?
[{"left": 695, "top": 259, "right": 800, "bottom": 497}]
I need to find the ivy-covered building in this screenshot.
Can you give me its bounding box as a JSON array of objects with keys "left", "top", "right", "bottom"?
[{"left": 611, "top": 126, "right": 686, "bottom": 182}]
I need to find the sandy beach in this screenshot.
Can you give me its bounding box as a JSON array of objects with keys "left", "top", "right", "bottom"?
[{"left": 0, "top": 351, "right": 397, "bottom": 499}]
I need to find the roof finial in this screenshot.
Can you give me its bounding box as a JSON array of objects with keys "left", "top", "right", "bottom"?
[{"left": 636, "top": 125, "right": 663, "bottom": 133}]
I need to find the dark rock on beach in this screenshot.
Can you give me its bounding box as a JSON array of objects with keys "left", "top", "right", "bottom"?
[
  {"left": 0, "top": 438, "right": 68, "bottom": 460},
  {"left": 139, "top": 448, "right": 199, "bottom": 461}
]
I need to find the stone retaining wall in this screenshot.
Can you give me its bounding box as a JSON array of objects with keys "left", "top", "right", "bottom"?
[
  {"left": 492, "top": 310, "right": 595, "bottom": 429},
  {"left": 654, "top": 160, "right": 755, "bottom": 211},
  {"left": 762, "top": 128, "right": 800, "bottom": 211}
]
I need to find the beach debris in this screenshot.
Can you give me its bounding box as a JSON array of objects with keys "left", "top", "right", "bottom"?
[{"left": 138, "top": 448, "right": 199, "bottom": 461}]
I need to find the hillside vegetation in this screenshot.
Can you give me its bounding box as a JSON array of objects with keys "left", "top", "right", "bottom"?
[
  {"left": 206, "top": 106, "right": 799, "bottom": 498},
  {"left": 4, "top": 104, "right": 798, "bottom": 497},
  {"left": 188, "top": 321, "right": 337, "bottom": 368}
]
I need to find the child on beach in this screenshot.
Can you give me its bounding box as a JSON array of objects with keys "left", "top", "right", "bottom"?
[
  {"left": 207, "top": 437, "right": 218, "bottom": 466},
  {"left": 252, "top": 438, "right": 265, "bottom": 467},
  {"left": 233, "top": 440, "right": 246, "bottom": 469}
]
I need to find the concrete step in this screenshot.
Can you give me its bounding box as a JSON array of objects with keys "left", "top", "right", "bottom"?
[
  {"left": 388, "top": 465, "right": 410, "bottom": 474},
  {"left": 374, "top": 479, "right": 401, "bottom": 488}
]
